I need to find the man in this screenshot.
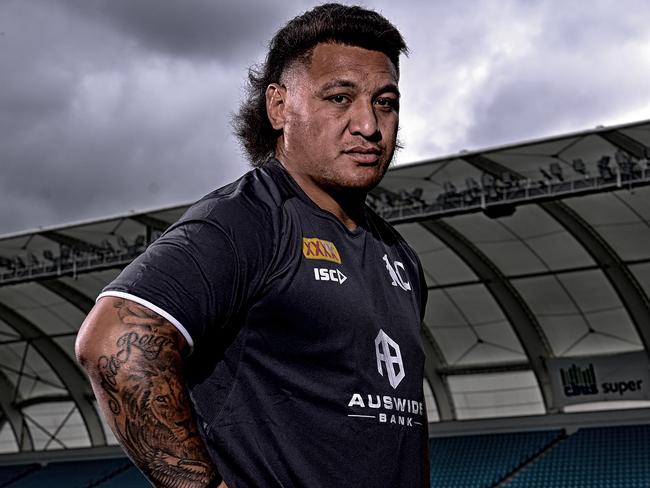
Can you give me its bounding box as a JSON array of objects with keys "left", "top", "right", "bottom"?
[{"left": 76, "top": 3, "right": 429, "bottom": 487}]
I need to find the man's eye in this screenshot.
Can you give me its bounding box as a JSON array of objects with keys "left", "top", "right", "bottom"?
[
  {"left": 375, "top": 97, "right": 399, "bottom": 110},
  {"left": 330, "top": 95, "right": 350, "bottom": 104}
]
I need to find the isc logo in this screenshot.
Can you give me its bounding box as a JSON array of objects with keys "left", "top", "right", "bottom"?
[{"left": 313, "top": 268, "right": 347, "bottom": 285}]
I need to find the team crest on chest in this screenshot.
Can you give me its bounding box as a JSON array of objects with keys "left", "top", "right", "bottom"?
[
  {"left": 302, "top": 237, "right": 342, "bottom": 264},
  {"left": 382, "top": 254, "right": 411, "bottom": 291}
]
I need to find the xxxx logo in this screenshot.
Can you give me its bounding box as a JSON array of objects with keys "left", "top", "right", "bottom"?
[{"left": 303, "top": 237, "right": 342, "bottom": 264}]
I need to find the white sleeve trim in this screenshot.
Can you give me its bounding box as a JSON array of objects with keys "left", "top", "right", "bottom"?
[{"left": 97, "top": 290, "right": 195, "bottom": 354}]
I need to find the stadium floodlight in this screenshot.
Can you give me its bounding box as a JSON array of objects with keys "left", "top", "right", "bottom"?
[
  {"left": 398, "top": 189, "right": 411, "bottom": 203},
  {"left": 480, "top": 173, "right": 498, "bottom": 198},
  {"left": 501, "top": 172, "right": 514, "bottom": 187},
  {"left": 572, "top": 158, "right": 587, "bottom": 175},
  {"left": 396, "top": 188, "right": 425, "bottom": 206},
  {"left": 481, "top": 172, "right": 495, "bottom": 187},
  {"left": 60, "top": 245, "right": 71, "bottom": 260},
  {"left": 411, "top": 187, "right": 424, "bottom": 202},
  {"left": 117, "top": 235, "right": 129, "bottom": 250},
  {"left": 43, "top": 249, "right": 56, "bottom": 262},
  {"left": 100, "top": 239, "right": 115, "bottom": 254},
  {"left": 366, "top": 192, "right": 381, "bottom": 207},
  {"left": 464, "top": 177, "right": 481, "bottom": 203},
  {"left": 597, "top": 155, "right": 614, "bottom": 179},
  {"left": 614, "top": 149, "right": 641, "bottom": 178},
  {"left": 12, "top": 256, "right": 26, "bottom": 269},
  {"left": 614, "top": 149, "right": 630, "bottom": 165},
  {"left": 549, "top": 162, "right": 564, "bottom": 182},
  {"left": 27, "top": 252, "right": 39, "bottom": 267},
  {"left": 443, "top": 181, "right": 457, "bottom": 194},
  {"left": 379, "top": 192, "right": 393, "bottom": 207},
  {"left": 465, "top": 177, "right": 480, "bottom": 192}
]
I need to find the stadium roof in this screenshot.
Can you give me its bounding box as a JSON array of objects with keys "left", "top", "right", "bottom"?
[{"left": 1, "top": 118, "right": 650, "bottom": 455}]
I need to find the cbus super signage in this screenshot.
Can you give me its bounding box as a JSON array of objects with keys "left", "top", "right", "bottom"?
[{"left": 547, "top": 351, "right": 650, "bottom": 407}]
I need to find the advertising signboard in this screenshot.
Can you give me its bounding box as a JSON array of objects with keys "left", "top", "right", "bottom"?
[{"left": 547, "top": 351, "right": 650, "bottom": 407}]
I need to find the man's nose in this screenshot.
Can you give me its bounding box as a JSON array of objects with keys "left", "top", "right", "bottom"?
[{"left": 348, "top": 101, "right": 380, "bottom": 140}]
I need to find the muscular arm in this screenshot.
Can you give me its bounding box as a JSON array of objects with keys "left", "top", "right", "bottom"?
[{"left": 76, "top": 296, "right": 225, "bottom": 488}]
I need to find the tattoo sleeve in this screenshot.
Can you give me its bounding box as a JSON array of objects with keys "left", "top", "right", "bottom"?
[{"left": 88, "top": 299, "right": 221, "bottom": 488}]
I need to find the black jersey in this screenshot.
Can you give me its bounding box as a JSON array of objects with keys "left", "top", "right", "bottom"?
[{"left": 100, "top": 159, "right": 428, "bottom": 487}]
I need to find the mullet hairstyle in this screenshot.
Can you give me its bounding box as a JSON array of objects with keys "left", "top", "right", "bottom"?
[{"left": 232, "top": 3, "right": 408, "bottom": 167}]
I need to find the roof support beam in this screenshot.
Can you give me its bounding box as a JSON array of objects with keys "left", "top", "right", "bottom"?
[
  {"left": 41, "top": 231, "right": 100, "bottom": 254},
  {"left": 421, "top": 325, "right": 455, "bottom": 421},
  {"left": 130, "top": 214, "right": 170, "bottom": 244},
  {"left": 0, "top": 370, "right": 33, "bottom": 451},
  {"left": 420, "top": 220, "right": 556, "bottom": 412},
  {"left": 543, "top": 201, "right": 650, "bottom": 353},
  {"left": 464, "top": 155, "right": 650, "bottom": 357},
  {"left": 437, "top": 361, "right": 530, "bottom": 376},
  {"left": 464, "top": 154, "right": 521, "bottom": 180},
  {"left": 39, "top": 280, "right": 94, "bottom": 314},
  {"left": 15, "top": 394, "right": 73, "bottom": 410},
  {"left": 0, "top": 302, "right": 106, "bottom": 447},
  {"left": 599, "top": 130, "right": 650, "bottom": 159},
  {"left": 130, "top": 215, "right": 171, "bottom": 233}
]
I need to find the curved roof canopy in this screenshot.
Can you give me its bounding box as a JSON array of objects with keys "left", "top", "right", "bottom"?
[{"left": 1, "top": 119, "right": 649, "bottom": 453}]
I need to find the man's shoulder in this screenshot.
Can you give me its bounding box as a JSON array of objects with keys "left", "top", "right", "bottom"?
[
  {"left": 366, "top": 206, "right": 420, "bottom": 260},
  {"left": 179, "top": 161, "right": 292, "bottom": 230}
]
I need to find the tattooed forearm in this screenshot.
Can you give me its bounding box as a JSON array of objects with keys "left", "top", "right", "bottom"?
[
  {"left": 88, "top": 299, "right": 221, "bottom": 488},
  {"left": 98, "top": 327, "right": 173, "bottom": 415}
]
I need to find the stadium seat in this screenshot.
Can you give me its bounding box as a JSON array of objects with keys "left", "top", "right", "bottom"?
[
  {"left": 4, "top": 458, "right": 129, "bottom": 488},
  {"left": 504, "top": 424, "right": 650, "bottom": 487},
  {"left": 93, "top": 465, "right": 149, "bottom": 487},
  {"left": 0, "top": 464, "right": 39, "bottom": 487},
  {"left": 429, "top": 429, "right": 564, "bottom": 487}
]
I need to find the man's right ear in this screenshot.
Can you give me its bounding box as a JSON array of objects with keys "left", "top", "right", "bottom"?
[{"left": 265, "top": 83, "right": 287, "bottom": 130}]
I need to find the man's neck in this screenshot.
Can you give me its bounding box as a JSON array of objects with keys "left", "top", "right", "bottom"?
[{"left": 277, "top": 160, "right": 367, "bottom": 232}]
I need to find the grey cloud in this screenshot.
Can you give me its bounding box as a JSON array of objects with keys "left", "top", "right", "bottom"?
[
  {"left": 1, "top": 0, "right": 649, "bottom": 235},
  {"left": 463, "top": 0, "right": 650, "bottom": 149},
  {"left": 0, "top": 0, "right": 251, "bottom": 234},
  {"left": 59, "top": 0, "right": 290, "bottom": 62},
  {"left": 466, "top": 79, "right": 605, "bottom": 147},
  {"left": 541, "top": 2, "right": 649, "bottom": 50}
]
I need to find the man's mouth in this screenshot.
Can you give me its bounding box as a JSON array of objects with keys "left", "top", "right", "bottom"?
[{"left": 344, "top": 146, "right": 381, "bottom": 164}]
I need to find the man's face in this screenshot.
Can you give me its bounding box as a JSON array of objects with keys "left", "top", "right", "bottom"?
[{"left": 275, "top": 42, "right": 400, "bottom": 194}]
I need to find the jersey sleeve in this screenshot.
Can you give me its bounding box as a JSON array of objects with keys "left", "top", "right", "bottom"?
[
  {"left": 417, "top": 260, "right": 428, "bottom": 323},
  {"left": 99, "top": 195, "right": 276, "bottom": 354}
]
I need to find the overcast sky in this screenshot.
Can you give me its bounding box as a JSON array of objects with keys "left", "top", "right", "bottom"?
[{"left": 1, "top": 0, "right": 649, "bottom": 235}]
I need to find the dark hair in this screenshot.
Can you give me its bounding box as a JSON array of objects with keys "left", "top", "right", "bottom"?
[{"left": 232, "top": 3, "right": 408, "bottom": 167}]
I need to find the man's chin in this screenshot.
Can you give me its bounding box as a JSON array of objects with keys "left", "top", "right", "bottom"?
[{"left": 331, "top": 174, "right": 385, "bottom": 195}]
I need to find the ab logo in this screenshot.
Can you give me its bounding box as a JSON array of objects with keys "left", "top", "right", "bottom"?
[
  {"left": 375, "top": 329, "right": 405, "bottom": 389},
  {"left": 382, "top": 254, "right": 411, "bottom": 291}
]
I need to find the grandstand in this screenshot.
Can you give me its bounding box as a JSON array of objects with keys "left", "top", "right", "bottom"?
[{"left": 0, "top": 119, "right": 649, "bottom": 486}]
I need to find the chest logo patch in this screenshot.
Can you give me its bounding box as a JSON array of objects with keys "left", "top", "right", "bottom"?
[
  {"left": 313, "top": 268, "right": 347, "bottom": 284},
  {"left": 303, "top": 237, "right": 342, "bottom": 264},
  {"left": 375, "top": 329, "right": 405, "bottom": 389},
  {"left": 382, "top": 254, "right": 411, "bottom": 291}
]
